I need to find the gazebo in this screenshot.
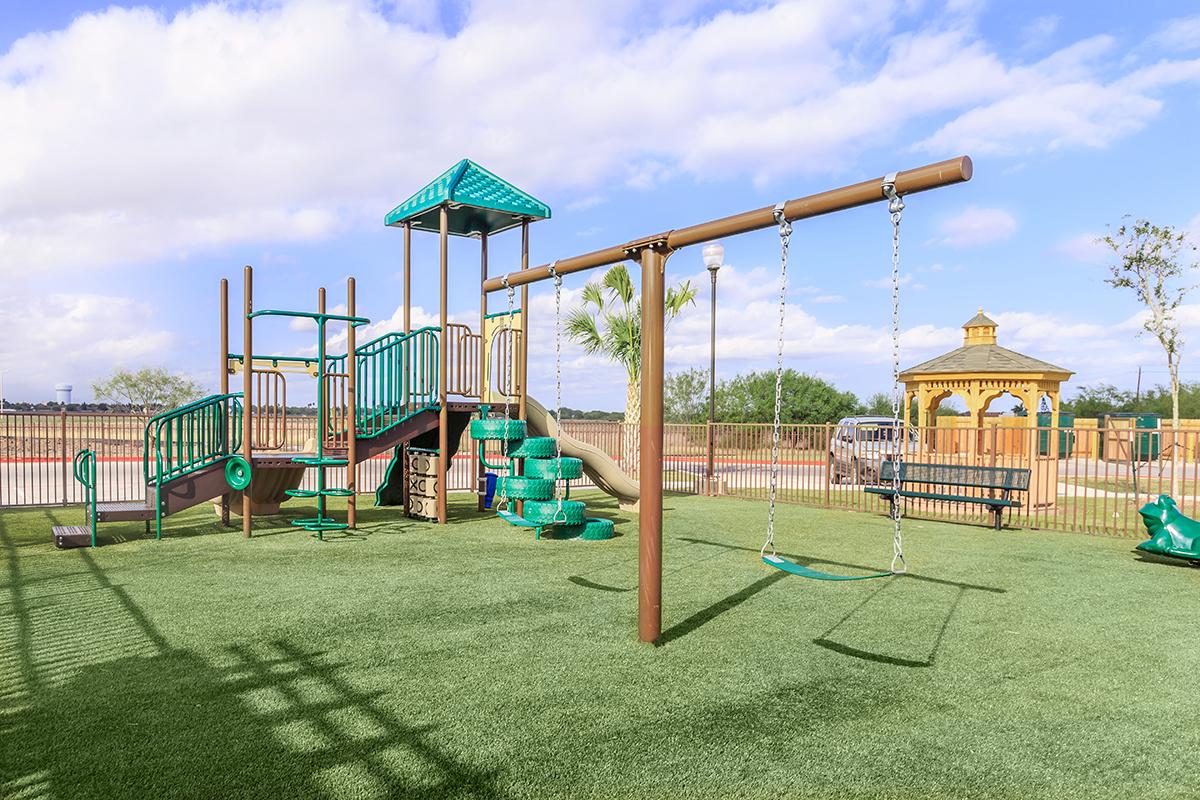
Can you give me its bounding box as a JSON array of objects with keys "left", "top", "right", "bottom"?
[{"left": 901, "top": 309, "right": 1073, "bottom": 434}]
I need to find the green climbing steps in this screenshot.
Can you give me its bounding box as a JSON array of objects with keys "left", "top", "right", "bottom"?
[{"left": 469, "top": 414, "right": 615, "bottom": 541}]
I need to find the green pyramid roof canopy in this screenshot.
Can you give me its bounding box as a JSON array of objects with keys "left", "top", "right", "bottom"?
[{"left": 385, "top": 159, "right": 551, "bottom": 237}]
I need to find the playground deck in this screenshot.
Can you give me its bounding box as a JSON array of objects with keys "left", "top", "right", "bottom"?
[{"left": 3, "top": 492, "right": 1196, "bottom": 799}]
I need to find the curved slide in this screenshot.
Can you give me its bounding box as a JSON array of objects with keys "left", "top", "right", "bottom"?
[{"left": 525, "top": 396, "right": 640, "bottom": 510}]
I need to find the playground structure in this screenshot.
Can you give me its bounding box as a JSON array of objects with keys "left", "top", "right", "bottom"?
[
  {"left": 52, "top": 159, "right": 640, "bottom": 546},
  {"left": 51, "top": 154, "right": 976, "bottom": 644}
]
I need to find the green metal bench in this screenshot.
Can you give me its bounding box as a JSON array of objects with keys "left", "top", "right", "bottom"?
[{"left": 864, "top": 461, "right": 1031, "bottom": 530}]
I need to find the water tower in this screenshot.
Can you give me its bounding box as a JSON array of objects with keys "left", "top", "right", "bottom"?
[{"left": 55, "top": 383, "right": 72, "bottom": 405}]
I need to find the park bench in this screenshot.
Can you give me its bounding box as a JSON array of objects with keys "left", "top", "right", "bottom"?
[{"left": 864, "top": 461, "right": 1031, "bottom": 530}]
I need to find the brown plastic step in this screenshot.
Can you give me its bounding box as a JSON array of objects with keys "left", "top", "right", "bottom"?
[
  {"left": 52, "top": 525, "right": 92, "bottom": 549},
  {"left": 94, "top": 501, "right": 154, "bottom": 523}
]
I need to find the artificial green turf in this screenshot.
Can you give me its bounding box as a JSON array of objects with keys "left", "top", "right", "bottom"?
[{"left": 2, "top": 493, "right": 1198, "bottom": 799}]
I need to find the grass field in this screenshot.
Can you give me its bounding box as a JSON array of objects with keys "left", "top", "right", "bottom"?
[{"left": 2, "top": 492, "right": 1198, "bottom": 799}]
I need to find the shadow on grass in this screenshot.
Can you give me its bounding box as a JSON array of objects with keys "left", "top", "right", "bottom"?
[
  {"left": 809, "top": 579, "right": 968, "bottom": 669},
  {"left": 659, "top": 571, "right": 789, "bottom": 646},
  {"left": 670, "top": 536, "right": 997, "bottom": 664},
  {"left": 567, "top": 576, "right": 629, "bottom": 592},
  {"left": 1133, "top": 552, "right": 1200, "bottom": 569},
  {"left": 676, "top": 536, "right": 1006, "bottom": 594},
  {"left": 1, "top": 516, "right": 508, "bottom": 800}
]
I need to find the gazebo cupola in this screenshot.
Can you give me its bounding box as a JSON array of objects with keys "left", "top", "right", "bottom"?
[
  {"left": 963, "top": 309, "right": 998, "bottom": 346},
  {"left": 900, "top": 308, "right": 1074, "bottom": 436}
]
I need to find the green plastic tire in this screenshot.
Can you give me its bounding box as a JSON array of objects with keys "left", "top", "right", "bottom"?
[
  {"left": 550, "top": 523, "right": 586, "bottom": 539},
  {"left": 523, "top": 457, "right": 583, "bottom": 481},
  {"left": 470, "top": 418, "right": 527, "bottom": 441},
  {"left": 225, "top": 456, "right": 252, "bottom": 490},
  {"left": 506, "top": 436, "right": 556, "bottom": 458},
  {"left": 580, "top": 518, "right": 615, "bottom": 541},
  {"left": 549, "top": 518, "right": 615, "bottom": 541},
  {"left": 522, "top": 499, "right": 586, "bottom": 526},
  {"left": 496, "top": 476, "right": 553, "bottom": 500}
]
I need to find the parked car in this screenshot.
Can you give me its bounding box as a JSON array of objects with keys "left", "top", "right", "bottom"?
[{"left": 829, "top": 416, "right": 917, "bottom": 484}]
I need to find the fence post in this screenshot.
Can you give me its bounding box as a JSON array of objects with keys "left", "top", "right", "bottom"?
[
  {"left": 60, "top": 408, "right": 69, "bottom": 506},
  {"left": 824, "top": 424, "right": 832, "bottom": 508}
]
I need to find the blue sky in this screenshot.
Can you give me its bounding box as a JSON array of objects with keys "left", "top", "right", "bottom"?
[{"left": 1, "top": 0, "right": 1199, "bottom": 411}]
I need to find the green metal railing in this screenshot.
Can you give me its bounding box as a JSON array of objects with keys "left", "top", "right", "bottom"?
[
  {"left": 351, "top": 326, "right": 440, "bottom": 439},
  {"left": 143, "top": 393, "right": 244, "bottom": 487},
  {"left": 73, "top": 448, "right": 98, "bottom": 547},
  {"left": 142, "top": 393, "right": 242, "bottom": 540}
]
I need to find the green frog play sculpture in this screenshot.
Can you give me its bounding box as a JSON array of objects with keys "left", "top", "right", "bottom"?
[{"left": 1137, "top": 494, "right": 1200, "bottom": 565}]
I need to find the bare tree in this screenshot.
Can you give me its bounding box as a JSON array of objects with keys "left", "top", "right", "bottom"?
[{"left": 1101, "top": 218, "right": 1198, "bottom": 497}]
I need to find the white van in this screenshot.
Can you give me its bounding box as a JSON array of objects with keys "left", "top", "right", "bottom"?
[{"left": 829, "top": 416, "right": 916, "bottom": 484}]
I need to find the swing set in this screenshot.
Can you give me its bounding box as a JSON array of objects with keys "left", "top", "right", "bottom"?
[{"left": 483, "top": 155, "right": 972, "bottom": 643}]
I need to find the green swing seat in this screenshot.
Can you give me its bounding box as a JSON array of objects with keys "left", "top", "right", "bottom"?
[
  {"left": 497, "top": 509, "right": 541, "bottom": 528},
  {"left": 762, "top": 554, "right": 892, "bottom": 581}
]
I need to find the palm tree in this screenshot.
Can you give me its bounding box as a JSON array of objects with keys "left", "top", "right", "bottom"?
[{"left": 565, "top": 264, "right": 697, "bottom": 427}]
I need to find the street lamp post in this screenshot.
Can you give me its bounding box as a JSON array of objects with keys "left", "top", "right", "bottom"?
[{"left": 703, "top": 242, "right": 724, "bottom": 494}]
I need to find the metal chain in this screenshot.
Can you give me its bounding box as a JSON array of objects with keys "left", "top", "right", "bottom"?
[
  {"left": 761, "top": 202, "right": 790, "bottom": 560},
  {"left": 495, "top": 275, "right": 517, "bottom": 513},
  {"left": 883, "top": 175, "right": 907, "bottom": 575},
  {"left": 550, "top": 263, "right": 567, "bottom": 524}
]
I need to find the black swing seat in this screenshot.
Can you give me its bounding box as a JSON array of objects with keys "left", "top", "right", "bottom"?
[{"left": 864, "top": 461, "right": 1030, "bottom": 530}]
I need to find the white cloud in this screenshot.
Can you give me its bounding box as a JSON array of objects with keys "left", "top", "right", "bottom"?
[
  {"left": 1055, "top": 232, "right": 1108, "bottom": 264},
  {"left": 1150, "top": 15, "right": 1200, "bottom": 53},
  {"left": 1020, "top": 15, "right": 1060, "bottom": 51},
  {"left": 917, "top": 38, "right": 1200, "bottom": 155},
  {"left": 863, "top": 274, "right": 915, "bottom": 289},
  {"left": 932, "top": 206, "right": 1017, "bottom": 247},
  {"left": 0, "top": 294, "right": 176, "bottom": 398},
  {"left": 1, "top": 1, "right": 1197, "bottom": 275},
  {"left": 811, "top": 294, "right": 845, "bottom": 304}
]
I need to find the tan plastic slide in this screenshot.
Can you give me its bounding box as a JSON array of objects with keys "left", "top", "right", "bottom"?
[{"left": 525, "top": 396, "right": 640, "bottom": 511}]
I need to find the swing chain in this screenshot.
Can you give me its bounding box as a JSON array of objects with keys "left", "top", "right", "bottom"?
[
  {"left": 882, "top": 174, "right": 907, "bottom": 575},
  {"left": 549, "top": 262, "right": 567, "bottom": 524},
  {"left": 495, "top": 274, "right": 517, "bottom": 513},
  {"left": 761, "top": 202, "right": 790, "bottom": 560}
]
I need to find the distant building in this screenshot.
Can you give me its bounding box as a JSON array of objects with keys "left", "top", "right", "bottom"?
[{"left": 54, "top": 383, "right": 73, "bottom": 404}]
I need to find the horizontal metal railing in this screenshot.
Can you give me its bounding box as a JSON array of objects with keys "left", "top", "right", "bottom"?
[{"left": 8, "top": 411, "right": 1199, "bottom": 539}]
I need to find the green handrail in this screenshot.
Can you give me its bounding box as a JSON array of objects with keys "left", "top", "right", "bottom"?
[
  {"left": 72, "top": 448, "right": 97, "bottom": 547},
  {"left": 143, "top": 394, "right": 243, "bottom": 540},
  {"left": 143, "top": 393, "right": 243, "bottom": 486},
  {"left": 354, "top": 326, "right": 441, "bottom": 439}
]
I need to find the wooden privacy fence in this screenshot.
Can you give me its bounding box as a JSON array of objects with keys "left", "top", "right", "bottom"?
[{"left": 3, "top": 411, "right": 1194, "bottom": 538}]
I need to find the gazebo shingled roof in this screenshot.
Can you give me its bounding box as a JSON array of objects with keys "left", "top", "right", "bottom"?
[{"left": 901, "top": 344, "right": 1070, "bottom": 378}]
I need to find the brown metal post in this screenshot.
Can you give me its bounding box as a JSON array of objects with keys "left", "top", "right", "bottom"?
[
  {"left": 60, "top": 408, "right": 68, "bottom": 506},
  {"left": 402, "top": 221, "right": 413, "bottom": 509},
  {"left": 519, "top": 220, "right": 529, "bottom": 422},
  {"left": 242, "top": 265, "right": 253, "bottom": 538},
  {"left": 220, "top": 278, "right": 230, "bottom": 526},
  {"left": 639, "top": 245, "right": 668, "bottom": 644},
  {"left": 437, "top": 205, "right": 449, "bottom": 524},
  {"left": 517, "top": 220, "right": 530, "bottom": 516},
  {"left": 478, "top": 231, "right": 488, "bottom": 511},
  {"left": 404, "top": 222, "right": 412, "bottom": 336},
  {"left": 347, "top": 277, "right": 357, "bottom": 528}
]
